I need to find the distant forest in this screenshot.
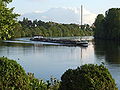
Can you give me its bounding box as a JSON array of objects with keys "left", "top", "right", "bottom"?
[
  {"left": 14, "top": 18, "right": 93, "bottom": 38},
  {"left": 94, "top": 8, "right": 120, "bottom": 40}
]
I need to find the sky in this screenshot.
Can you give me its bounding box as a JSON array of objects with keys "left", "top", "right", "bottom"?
[
  {"left": 8, "top": 0, "right": 120, "bottom": 14},
  {"left": 8, "top": 0, "right": 120, "bottom": 24}
]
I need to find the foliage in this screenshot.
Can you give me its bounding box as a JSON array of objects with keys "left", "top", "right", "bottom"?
[
  {"left": 0, "top": 57, "right": 30, "bottom": 90},
  {"left": 16, "top": 18, "right": 93, "bottom": 38},
  {"left": 27, "top": 73, "right": 60, "bottom": 90},
  {"left": 28, "top": 72, "right": 48, "bottom": 90},
  {"left": 59, "top": 64, "right": 118, "bottom": 90},
  {"left": 94, "top": 8, "right": 120, "bottom": 40},
  {"left": 1, "top": 0, "right": 12, "bottom": 4},
  {"left": 103, "top": 8, "right": 120, "bottom": 40},
  {"left": 94, "top": 14, "right": 104, "bottom": 38},
  {"left": 47, "top": 76, "right": 60, "bottom": 90},
  {"left": 0, "top": 0, "right": 19, "bottom": 40}
]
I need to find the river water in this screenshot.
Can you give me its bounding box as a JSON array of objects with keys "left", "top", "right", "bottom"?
[{"left": 0, "top": 36, "right": 120, "bottom": 88}]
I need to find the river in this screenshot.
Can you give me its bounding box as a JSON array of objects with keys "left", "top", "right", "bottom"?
[{"left": 0, "top": 36, "right": 120, "bottom": 88}]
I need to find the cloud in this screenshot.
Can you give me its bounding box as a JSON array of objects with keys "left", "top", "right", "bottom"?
[
  {"left": 29, "top": 0, "right": 47, "bottom": 1},
  {"left": 34, "top": 10, "right": 45, "bottom": 13},
  {"left": 26, "top": 0, "right": 47, "bottom": 2},
  {"left": 83, "top": 8, "right": 97, "bottom": 24},
  {"left": 61, "top": 7, "right": 97, "bottom": 24},
  {"left": 19, "top": 7, "right": 97, "bottom": 25}
]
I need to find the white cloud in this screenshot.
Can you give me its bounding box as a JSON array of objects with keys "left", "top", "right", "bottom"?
[
  {"left": 61, "top": 7, "right": 97, "bottom": 24},
  {"left": 83, "top": 8, "right": 97, "bottom": 24},
  {"left": 34, "top": 10, "right": 45, "bottom": 13},
  {"left": 19, "top": 7, "right": 97, "bottom": 25},
  {"left": 29, "top": 0, "right": 47, "bottom": 1}
]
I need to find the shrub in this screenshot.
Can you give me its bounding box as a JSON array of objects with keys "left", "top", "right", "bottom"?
[
  {"left": 0, "top": 57, "right": 30, "bottom": 90},
  {"left": 28, "top": 73, "right": 60, "bottom": 90},
  {"left": 47, "top": 76, "right": 60, "bottom": 90},
  {"left": 28, "top": 73, "right": 47, "bottom": 90},
  {"left": 59, "top": 64, "right": 118, "bottom": 90}
]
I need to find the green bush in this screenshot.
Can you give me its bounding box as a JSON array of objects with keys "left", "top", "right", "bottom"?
[
  {"left": 0, "top": 57, "right": 30, "bottom": 90},
  {"left": 27, "top": 73, "right": 60, "bottom": 90},
  {"left": 59, "top": 64, "right": 118, "bottom": 90},
  {"left": 47, "top": 76, "right": 60, "bottom": 90},
  {"left": 28, "top": 72, "right": 47, "bottom": 90}
]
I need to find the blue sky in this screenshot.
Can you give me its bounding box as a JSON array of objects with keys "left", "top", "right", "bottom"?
[{"left": 8, "top": 0, "right": 120, "bottom": 14}]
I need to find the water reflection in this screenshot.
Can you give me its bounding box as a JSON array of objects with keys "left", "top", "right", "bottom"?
[
  {"left": 0, "top": 40, "right": 94, "bottom": 80},
  {"left": 94, "top": 40, "right": 120, "bottom": 64}
]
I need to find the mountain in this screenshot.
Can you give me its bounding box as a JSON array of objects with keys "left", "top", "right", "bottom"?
[{"left": 18, "top": 7, "right": 97, "bottom": 25}]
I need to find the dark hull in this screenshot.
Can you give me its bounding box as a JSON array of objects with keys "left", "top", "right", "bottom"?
[{"left": 30, "top": 38, "right": 88, "bottom": 47}]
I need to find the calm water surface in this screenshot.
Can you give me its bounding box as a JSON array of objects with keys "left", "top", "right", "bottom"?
[{"left": 0, "top": 37, "right": 120, "bottom": 88}]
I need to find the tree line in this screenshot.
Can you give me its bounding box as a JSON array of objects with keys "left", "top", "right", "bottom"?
[
  {"left": 15, "top": 18, "right": 93, "bottom": 38},
  {"left": 94, "top": 8, "right": 120, "bottom": 40}
]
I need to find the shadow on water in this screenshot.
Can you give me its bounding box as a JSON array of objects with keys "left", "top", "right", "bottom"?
[{"left": 94, "top": 39, "right": 120, "bottom": 64}]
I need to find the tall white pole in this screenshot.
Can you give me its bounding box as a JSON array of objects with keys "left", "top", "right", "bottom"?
[{"left": 81, "top": 5, "right": 83, "bottom": 27}]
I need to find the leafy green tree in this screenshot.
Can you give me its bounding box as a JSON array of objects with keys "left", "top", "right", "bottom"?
[
  {"left": 0, "top": 0, "right": 19, "bottom": 40},
  {"left": 59, "top": 64, "right": 118, "bottom": 90},
  {"left": 94, "top": 8, "right": 120, "bottom": 40},
  {"left": 104, "top": 8, "right": 120, "bottom": 40},
  {"left": 94, "top": 14, "right": 104, "bottom": 38}
]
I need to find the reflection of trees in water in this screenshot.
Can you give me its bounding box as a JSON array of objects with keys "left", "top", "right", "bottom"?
[
  {"left": 0, "top": 42, "right": 34, "bottom": 56},
  {"left": 0, "top": 42, "right": 33, "bottom": 47},
  {"left": 0, "top": 42, "right": 58, "bottom": 56},
  {"left": 94, "top": 40, "right": 120, "bottom": 64}
]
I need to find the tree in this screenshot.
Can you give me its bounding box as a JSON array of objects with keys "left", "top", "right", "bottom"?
[
  {"left": 94, "top": 14, "right": 104, "bottom": 38},
  {"left": 59, "top": 64, "right": 118, "bottom": 90},
  {"left": 94, "top": 8, "right": 120, "bottom": 40},
  {"left": 0, "top": 0, "right": 19, "bottom": 40},
  {"left": 104, "top": 8, "right": 120, "bottom": 40}
]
